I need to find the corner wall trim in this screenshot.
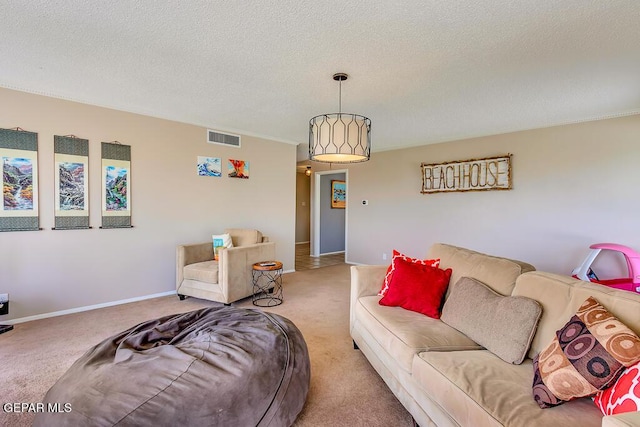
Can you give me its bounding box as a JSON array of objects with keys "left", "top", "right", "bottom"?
[{"left": 4, "top": 290, "right": 177, "bottom": 325}]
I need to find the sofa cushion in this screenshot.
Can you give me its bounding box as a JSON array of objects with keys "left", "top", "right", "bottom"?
[
  {"left": 379, "top": 257, "right": 452, "bottom": 319},
  {"left": 441, "top": 277, "right": 542, "bottom": 364},
  {"left": 427, "top": 243, "right": 535, "bottom": 297},
  {"left": 225, "top": 228, "right": 263, "bottom": 246},
  {"left": 183, "top": 260, "right": 219, "bottom": 284},
  {"left": 532, "top": 297, "right": 640, "bottom": 409},
  {"left": 412, "top": 350, "right": 602, "bottom": 427},
  {"left": 594, "top": 360, "right": 640, "bottom": 415},
  {"left": 378, "top": 249, "right": 440, "bottom": 297},
  {"left": 356, "top": 296, "right": 481, "bottom": 373}
]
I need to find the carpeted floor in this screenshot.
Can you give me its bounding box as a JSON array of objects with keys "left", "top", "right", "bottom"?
[{"left": 0, "top": 264, "right": 413, "bottom": 426}]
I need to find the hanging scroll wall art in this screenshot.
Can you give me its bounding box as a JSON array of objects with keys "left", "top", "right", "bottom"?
[
  {"left": 101, "top": 142, "right": 132, "bottom": 228},
  {"left": 0, "top": 128, "right": 40, "bottom": 232},
  {"left": 54, "top": 135, "right": 89, "bottom": 229},
  {"left": 421, "top": 154, "right": 512, "bottom": 194}
]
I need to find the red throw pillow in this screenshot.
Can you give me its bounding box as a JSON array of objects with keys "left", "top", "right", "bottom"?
[
  {"left": 594, "top": 361, "right": 640, "bottom": 415},
  {"left": 379, "top": 256, "right": 452, "bottom": 319},
  {"left": 378, "top": 249, "right": 440, "bottom": 297}
]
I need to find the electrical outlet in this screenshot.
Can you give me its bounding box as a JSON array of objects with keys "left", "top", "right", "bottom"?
[
  {"left": 382, "top": 253, "right": 387, "bottom": 261},
  {"left": 0, "top": 293, "right": 8, "bottom": 303}
]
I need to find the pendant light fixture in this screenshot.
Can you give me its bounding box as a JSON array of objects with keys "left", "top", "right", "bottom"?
[{"left": 309, "top": 73, "right": 371, "bottom": 163}]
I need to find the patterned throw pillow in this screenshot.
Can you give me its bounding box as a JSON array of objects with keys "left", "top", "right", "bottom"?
[
  {"left": 594, "top": 361, "right": 640, "bottom": 415},
  {"left": 378, "top": 250, "right": 440, "bottom": 297},
  {"left": 379, "top": 257, "right": 452, "bottom": 319},
  {"left": 212, "top": 233, "right": 234, "bottom": 260},
  {"left": 532, "top": 296, "right": 640, "bottom": 409}
]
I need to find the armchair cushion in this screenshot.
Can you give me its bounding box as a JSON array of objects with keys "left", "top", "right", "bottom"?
[
  {"left": 183, "top": 261, "right": 219, "bottom": 284},
  {"left": 225, "top": 228, "right": 263, "bottom": 246}
]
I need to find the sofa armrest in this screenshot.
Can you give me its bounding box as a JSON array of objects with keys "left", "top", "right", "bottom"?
[
  {"left": 351, "top": 265, "right": 387, "bottom": 298},
  {"left": 603, "top": 412, "right": 640, "bottom": 427},
  {"left": 350, "top": 265, "right": 387, "bottom": 333},
  {"left": 219, "top": 241, "right": 277, "bottom": 303},
  {"left": 176, "top": 242, "right": 214, "bottom": 289}
]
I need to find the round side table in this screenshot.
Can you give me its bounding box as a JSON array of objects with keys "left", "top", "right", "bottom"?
[{"left": 252, "top": 261, "right": 284, "bottom": 307}]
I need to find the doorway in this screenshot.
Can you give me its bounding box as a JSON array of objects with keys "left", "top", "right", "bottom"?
[{"left": 312, "top": 169, "right": 347, "bottom": 258}]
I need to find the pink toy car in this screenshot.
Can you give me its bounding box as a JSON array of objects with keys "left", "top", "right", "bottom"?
[{"left": 572, "top": 243, "right": 640, "bottom": 293}]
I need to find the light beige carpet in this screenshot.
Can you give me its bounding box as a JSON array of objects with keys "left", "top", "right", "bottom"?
[{"left": 0, "top": 264, "right": 413, "bottom": 426}]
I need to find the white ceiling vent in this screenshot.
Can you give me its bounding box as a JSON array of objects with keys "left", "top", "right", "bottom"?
[{"left": 207, "top": 129, "right": 241, "bottom": 148}]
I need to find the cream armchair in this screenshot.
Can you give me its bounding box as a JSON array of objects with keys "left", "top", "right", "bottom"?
[{"left": 176, "top": 228, "right": 276, "bottom": 305}]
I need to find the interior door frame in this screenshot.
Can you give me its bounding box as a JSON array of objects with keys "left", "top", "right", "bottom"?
[{"left": 311, "top": 169, "right": 348, "bottom": 257}]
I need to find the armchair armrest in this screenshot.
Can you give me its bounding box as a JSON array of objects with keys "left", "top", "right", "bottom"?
[
  {"left": 350, "top": 265, "right": 387, "bottom": 331},
  {"left": 603, "top": 412, "right": 640, "bottom": 427},
  {"left": 219, "top": 241, "right": 276, "bottom": 303},
  {"left": 176, "top": 242, "right": 214, "bottom": 289}
]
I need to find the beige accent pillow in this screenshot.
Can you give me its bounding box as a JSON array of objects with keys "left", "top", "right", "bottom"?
[{"left": 441, "top": 276, "right": 542, "bottom": 364}]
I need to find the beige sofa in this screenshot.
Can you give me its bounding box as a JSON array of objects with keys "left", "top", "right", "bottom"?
[
  {"left": 176, "top": 228, "right": 276, "bottom": 305},
  {"left": 350, "top": 243, "right": 640, "bottom": 427}
]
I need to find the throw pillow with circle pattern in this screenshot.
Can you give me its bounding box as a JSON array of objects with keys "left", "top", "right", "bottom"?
[{"left": 532, "top": 296, "right": 640, "bottom": 409}]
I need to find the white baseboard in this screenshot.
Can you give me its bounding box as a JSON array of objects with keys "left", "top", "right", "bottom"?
[
  {"left": 315, "top": 250, "right": 345, "bottom": 257},
  {"left": 6, "top": 267, "right": 336, "bottom": 324},
  {"left": 5, "top": 290, "right": 177, "bottom": 325}
]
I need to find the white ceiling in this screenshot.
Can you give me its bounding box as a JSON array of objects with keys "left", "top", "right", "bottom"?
[{"left": 1, "top": 1, "right": 639, "bottom": 160}]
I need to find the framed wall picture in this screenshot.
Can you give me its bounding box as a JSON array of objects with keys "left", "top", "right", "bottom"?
[
  {"left": 228, "top": 159, "right": 249, "bottom": 179},
  {"left": 197, "top": 156, "right": 221, "bottom": 177},
  {"left": 331, "top": 180, "right": 346, "bottom": 209}
]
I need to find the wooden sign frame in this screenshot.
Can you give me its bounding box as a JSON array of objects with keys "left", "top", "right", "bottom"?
[{"left": 421, "top": 154, "right": 512, "bottom": 194}]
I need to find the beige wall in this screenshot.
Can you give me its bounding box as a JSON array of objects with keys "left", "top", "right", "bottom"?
[
  {"left": 0, "top": 88, "right": 297, "bottom": 321},
  {"left": 347, "top": 114, "right": 640, "bottom": 274}
]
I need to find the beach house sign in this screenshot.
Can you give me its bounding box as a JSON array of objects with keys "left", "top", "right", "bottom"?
[{"left": 421, "top": 154, "right": 512, "bottom": 194}]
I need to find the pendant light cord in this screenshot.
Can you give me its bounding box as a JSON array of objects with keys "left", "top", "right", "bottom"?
[{"left": 338, "top": 78, "right": 342, "bottom": 113}]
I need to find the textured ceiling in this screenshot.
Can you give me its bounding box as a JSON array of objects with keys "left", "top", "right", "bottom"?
[{"left": 1, "top": 1, "right": 639, "bottom": 159}]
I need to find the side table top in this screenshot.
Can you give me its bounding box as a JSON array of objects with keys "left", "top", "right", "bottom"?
[{"left": 253, "top": 261, "right": 283, "bottom": 271}]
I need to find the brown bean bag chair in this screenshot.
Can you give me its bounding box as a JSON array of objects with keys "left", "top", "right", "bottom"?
[{"left": 34, "top": 306, "right": 310, "bottom": 427}]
